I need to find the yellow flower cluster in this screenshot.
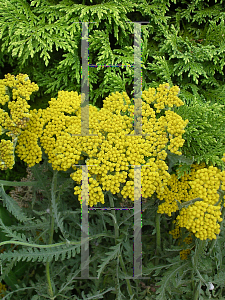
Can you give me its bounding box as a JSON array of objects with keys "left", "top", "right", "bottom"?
[
  {"left": 0, "top": 73, "right": 38, "bottom": 135},
  {"left": 183, "top": 233, "right": 193, "bottom": 245},
  {"left": 0, "top": 73, "right": 39, "bottom": 170},
  {"left": 0, "top": 282, "right": 6, "bottom": 298},
  {"left": 15, "top": 108, "right": 47, "bottom": 167},
  {"left": 13, "top": 81, "right": 188, "bottom": 207},
  {"left": 169, "top": 221, "right": 181, "bottom": 239},
  {"left": 141, "top": 83, "right": 183, "bottom": 112},
  {"left": 177, "top": 201, "right": 222, "bottom": 240},
  {"left": 169, "top": 224, "right": 193, "bottom": 259},
  {"left": 169, "top": 224, "right": 192, "bottom": 243},
  {"left": 16, "top": 90, "right": 84, "bottom": 168},
  {"left": 159, "top": 163, "right": 224, "bottom": 240},
  {"left": 0, "top": 139, "right": 14, "bottom": 170},
  {"left": 71, "top": 86, "right": 187, "bottom": 206},
  {"left": 180, "top": 249, "right": 191, "bottom": 260}
]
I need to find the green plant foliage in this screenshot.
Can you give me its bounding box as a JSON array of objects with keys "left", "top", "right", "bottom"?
[{"left": 97, "top": 243, "right": 121, "bottom": 279}]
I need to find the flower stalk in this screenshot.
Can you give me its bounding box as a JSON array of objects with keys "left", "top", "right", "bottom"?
[
  {"left": 46, "top": 170, "right": 58, "bottom": 298},
  {"left": 155, "top": 210, "right": 161, "bottom": 265}
]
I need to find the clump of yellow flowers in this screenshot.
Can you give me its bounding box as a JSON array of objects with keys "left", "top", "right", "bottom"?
[
  {"left": 0, "top": 282, "right": 7, "bottom": 298},
  {"left": 179, "top": 249, "right": 191, "bottom": 260},
  {"left": 169, "top": 223, "right": 194, "bottom": 259},
  {"left": 0, "top": 73, "right": 39, "bottom": 169},
  {"left": 160, "top": 162, "right": 225, "bottom": 240},
  {"left": 1, "top": 73, "right": 225, "bottom": 242},
  {"left": 7, "top": 81, "right": 189, "bottom": 208}
]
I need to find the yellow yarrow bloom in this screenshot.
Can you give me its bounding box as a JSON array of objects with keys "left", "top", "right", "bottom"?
[
  {"left": 2, "top": 78, "right": 189, "bottom": 208},
  {"left": 1, "top": 74, "right": 225, "bottom": 242},
  {"left": 0, "top": 73, "right": 39, "bottom": 170},
  {"left": 160, "top": 162, "right": 224, "bottom": 240},
  {"left": 17, "top": 83, "right": 188, "bottom": 206},
  {"left": 0, "top": 139, "right": 14, "bottom": 170},
  {"left": 180, "top": 249, "right": 191, "bottom": 260},
  {"left": 0, "top": 281, "right": 7, "bottom": 297},
  {"left": 68, "top": 84, "right": 188, "bottom": 206}
]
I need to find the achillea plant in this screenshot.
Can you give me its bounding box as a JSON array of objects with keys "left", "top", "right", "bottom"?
[
  {"left": 1, "top": 73, "right": 225, "bottom": 241},
  {"left": 1, "top": 73, "right": 225, "bottom": 299},
  {"left": 14, "top": 82, "right": 188, "bottom": 208}
]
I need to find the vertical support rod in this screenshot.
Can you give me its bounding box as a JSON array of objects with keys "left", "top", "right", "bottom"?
[
  {"left": 126, "top": 22, "right": 143, "bottom": 137},
  {"left": 81, "top": 165, "right": 89, "bottom": 278},
  {"left": 133, "top": 165, "right": 142, "bottom": 278},
  {"left": 81, "top": 22, "right": 89, "bottom": 136}
]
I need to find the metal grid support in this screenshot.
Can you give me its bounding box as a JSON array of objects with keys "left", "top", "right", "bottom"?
[{"left": 72, "top": 21, "right": 151, "bottom": 279}]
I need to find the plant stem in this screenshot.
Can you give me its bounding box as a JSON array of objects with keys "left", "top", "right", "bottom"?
[
  {"left": 46, "top": 213, "right": 55, "bottom": 298},
  {"left": 191, "top": 270, "right": 195, "bottom": 292},
  {"left": 0, "top": 233, "right": 110, "bottom": 248},
  {"left": 193, "top": 281, "right": 201, "bottom": 300},
  {"left": 46, "top": 170, "right": 58, "bottom": 299},
  {"left": 118, "top": 253, "right": 133, "bottom": 296},
  {"left": 155, "top": 211, "right": 161, "bottom": 265},
  {"left": 192, "top": 240, "right": 208, "bottom": 299},
  {"left": 108, "top": 192, "right": 133, "bottom": 297}
]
